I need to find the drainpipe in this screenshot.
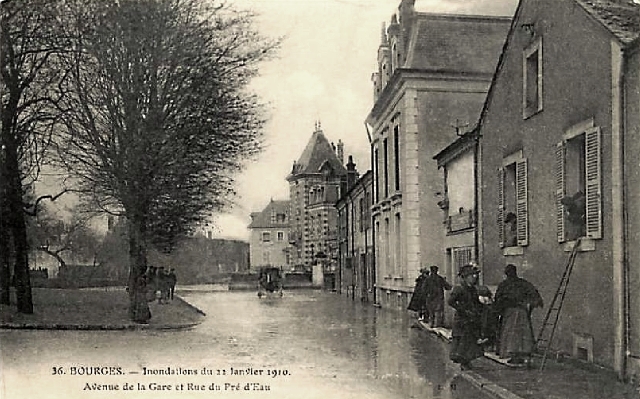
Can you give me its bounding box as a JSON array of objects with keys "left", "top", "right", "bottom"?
[
  {"left": 612, "top": 41, "right": 627, "bottom": 381},
  {"left": 473, "top": 128, "right": 481, "bottom": 270}
]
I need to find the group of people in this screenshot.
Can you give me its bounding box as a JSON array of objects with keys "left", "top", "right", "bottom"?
[
  {"left": 146, "top": 266, "right": 177, "bottom": 304},
  {"left": 410, "top": 263, "right": 543, "bottom": 371},
  {"left": 407, "top": 265, "right": 452, "bottom": 328}
]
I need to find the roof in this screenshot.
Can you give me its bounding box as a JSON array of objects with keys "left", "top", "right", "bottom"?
[
  {"left": 576, "top": 0, "right": 640, "bottom": 46},
  {"left": 248, "top": 200, "right": 290, "bottom": 229},
  {"left": 433, "top": 129, "right": 478, "bottom": 168},
  {"left": 288, "top": 129, "right": 347, "bottom": 179},
  {"left": 473, "top": 0, "right": 640, "bottom": 136},
  {"left": 405, "top": 13, "right": 511, "bottom": 74}
]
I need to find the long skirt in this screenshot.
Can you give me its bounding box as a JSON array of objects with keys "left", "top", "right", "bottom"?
[
  {"left": 450, "top": 334, "right": 483, "bottom": 364},
  {"left": 498, "top": 306, "right": 535, "bottom": 357}
]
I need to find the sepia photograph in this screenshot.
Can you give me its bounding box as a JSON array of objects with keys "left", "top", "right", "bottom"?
[{"left": 2, "top": 0, "right": 640, "bottom": 398}]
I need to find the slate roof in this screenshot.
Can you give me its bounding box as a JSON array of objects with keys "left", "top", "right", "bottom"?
[
  {"left": 576, "top": 0, "right": 640, "bottom": 46},
  {"left": 289, "top": 130, "right": 347, "bottom": 178},
  {"left": 248, "top": 200, "right": 290, "bottom": 229},
  {"left": 405, "top": 13, "right": 511, "bottom": 74}
]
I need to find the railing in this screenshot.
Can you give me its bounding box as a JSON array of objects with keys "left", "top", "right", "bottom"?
[{"left": 447, "top": 210, "right": 475, "bottom": 233}]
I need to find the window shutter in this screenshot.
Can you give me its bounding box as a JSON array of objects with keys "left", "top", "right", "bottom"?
[
  {"left": 555, "top": 142, "right": 566, "bottom": 243},
  {"left": 516, "top": 158, "right": 529, "bottom": 246},
  {"left": 498, "top": 167, "right": 505, "bottom": 248},
  {"left": 585, "top": 127, "right": 602, "bottom": 239}
]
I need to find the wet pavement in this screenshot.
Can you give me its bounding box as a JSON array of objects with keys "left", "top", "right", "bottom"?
[{"left": 0, "top": 289, "right": 492, "bottom": 399}]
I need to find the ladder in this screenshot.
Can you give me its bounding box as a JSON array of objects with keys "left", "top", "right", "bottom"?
[{"left": 535, "top": 238, "right": 581, "bottom": 371}]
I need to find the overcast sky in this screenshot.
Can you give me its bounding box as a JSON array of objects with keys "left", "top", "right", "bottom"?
[{"left": 211, "top": 0, "right": 519, "bottom": 240}]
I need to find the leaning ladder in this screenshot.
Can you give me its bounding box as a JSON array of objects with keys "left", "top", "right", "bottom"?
[{"left": 535, "top": 238, "right": 581, "bottom": 372}]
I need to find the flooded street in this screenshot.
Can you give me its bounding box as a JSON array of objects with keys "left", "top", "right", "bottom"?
[{"left": 1, "top": 290, "right": 490, "bottom": 399}]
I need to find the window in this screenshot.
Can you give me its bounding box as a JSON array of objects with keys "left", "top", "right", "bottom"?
[
  {"left": 276, "top": 213, "right": 286, "bottom": 223},
  {"left": 383, "top": 138, "right": 389, "bottom": 198},
  {"left": 262, "top": 250, "right": 270, "bottom": 265},
  {"left": 556, "top": 124, "right": 601, "bottom": 242},
  {"left": 277, "top": 231, "right": 284, "bottom": 241},
  {"left": 394, "top": 125, "right": 400, "bottom": 191},
  {"left": 523, "top": 37, "right": 543, "bottom": 118},
  {"left": 498, "top": 153, "right": 528, "bottom": 248},
  {"left": 359, "top": 198, "right": 365, "bottom": 232},
  {"left": 262, "top": 232, "right": 271, "bottom": 242},
  {"left": 374, "top": 148, "right": 380, "bottom": 202}
]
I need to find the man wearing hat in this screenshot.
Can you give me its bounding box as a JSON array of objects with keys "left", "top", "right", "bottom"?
[
  {"left": 424, "top": 265, "right": 452, "bottom": 328},
  {"left": 447, "top": 264, "right": 483, "bottom": 370}
]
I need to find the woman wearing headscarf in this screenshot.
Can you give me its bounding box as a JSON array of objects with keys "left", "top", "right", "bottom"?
[
  {"left": 494, "top": 264, "right": 543, "bottom": 365},
  {"left": 448, "top": 264, "right": 483, "bottom": 370}
]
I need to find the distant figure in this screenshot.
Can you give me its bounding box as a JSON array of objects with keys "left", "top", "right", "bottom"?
[
  {"left": 133, "top": 273, "right": 151, "bottom": 323},
  {"left": 504, "top": 212, "right": 518, "bottom": 247},
  {"left": 168, "top": 269, "right": 177, "bottom": 300},
  {"left": 157, "top": 267, "right": 169, "bottom": 304},
  {"left": 561, "top": 191, "right": 586, "bottom": 240},
  {"left": 146, "top": 266, "right": 158, "bottom": 302},
  {"left": 448, "top": 264, "right": 483, "bottom": 370},
  {"left": 407, "top": 268, "right": 430, "bottom": 321},
  {"left": 494, "top": 264, "right": 543, "bottom": 365},
  {"left": 424, "top": 265, "right": 452, "bottom": 327}
]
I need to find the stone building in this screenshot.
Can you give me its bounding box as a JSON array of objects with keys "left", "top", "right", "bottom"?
[
  {"left": 287, "top": 123, "right": 354, "bottom": 272},
  {"left": 365, "top": 0, "right": 510, "bottom": 309},
  {"left": 248, "top": 199, "right": 290, "bottom": 272},
  {"left": 336, "top": 170, "right": 374, "bottom": 302},
  {"left": 476, "top": 0, "right": 640, "bottom": 379}
]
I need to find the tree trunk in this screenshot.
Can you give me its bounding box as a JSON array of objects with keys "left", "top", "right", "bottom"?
[
  {"left": 0, "top": 204, "right": 11, "bottom": 305},
  {"left": 0, "top": 160, "right": 10, "bottom": 305},
  {"left": 5, "top": 139, "right": 33, "bottom": 314},
  {"left": 127, "top": 217, "right": 150, "bottom": 323},
  {"left": 1, "top": 106, "right": 33, "bottom": 313}
]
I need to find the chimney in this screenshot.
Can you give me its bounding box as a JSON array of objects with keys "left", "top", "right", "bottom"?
[
  {"left": 337, "top": 140, "right": 344, "bottom": 164},
  {"left": 346, "top": 155, "right": 358, "bottom": 190}
]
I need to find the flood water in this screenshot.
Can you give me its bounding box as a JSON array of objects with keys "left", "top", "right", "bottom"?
[{"left": 1, "top": 289, "right": 491, "bottom": 399}]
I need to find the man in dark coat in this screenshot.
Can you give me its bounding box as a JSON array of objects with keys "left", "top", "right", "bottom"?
[
  {"left": 424, "top": 265, "right": 452, "bottom": 327},
  {"left": 168, "top": 269, "right": 177, "bottom": 300},
  {"left": 448, "top": 264, "right": 483, "bottom": 370},
  {"left": 494, "top": 264, "right": 543, "bottom": 364},
  {"left": 407, "top": 268, "right": 430, "bottom": 321}
]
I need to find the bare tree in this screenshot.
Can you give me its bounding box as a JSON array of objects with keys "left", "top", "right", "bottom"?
[
  {"left": 27, "top": 204, "right": 102, "bottom": 270},
  {"left": 0, "top": 0, "right": 71, "bottom": 311},
  {"left": 57, "top": 0, "right": 277, "bottom": 321}
]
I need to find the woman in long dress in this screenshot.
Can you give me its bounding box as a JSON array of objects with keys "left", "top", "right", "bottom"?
[
  {"left": 448, "top": 264, "right": 484, "bottom": 370},
  {"left": 494, "top": 264, "right": 543, "bottom": 364}
]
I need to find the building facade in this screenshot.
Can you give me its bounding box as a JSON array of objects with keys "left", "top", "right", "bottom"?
[
  {"left": 287, "top": 124, "right": 352, "bottom": 272},
  {"left": 433, "top": 130, "right": 478, "bottom": 325},
  {"left": 336, "top": 170, "right": 374, "bottom": 303},
  {"left": 248, "top": 200, "right": 290, "bottom": 272},
  {"left": 477, "top": 0, "right": 640, "bottom": 379},
  {"left": 365, "top": 0, "right": 510, "bottom": 309}
]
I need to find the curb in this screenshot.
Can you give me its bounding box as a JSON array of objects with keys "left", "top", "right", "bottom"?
[
  {"left": 174, "top": 295, "right": 207, "bottom": 316},
  {"left": 415, "top": 321, "right": 525, "bottom": 399},
  {"left": 1, "top": 297, "right": 205, "bottom": 331},
  {"left": 460, "top": 370, "right": 526, "bottom": 399},
  {"left": 0, "top": 322, "right": 200, "bottom": 331}
]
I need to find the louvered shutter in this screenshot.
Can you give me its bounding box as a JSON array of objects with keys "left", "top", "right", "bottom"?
[
  {"left": 555, "top": 142, "right": 566, "bottom": 243},
  {"left": 585, "top": 127, "right": 602, "bottom": 239},
  {"left": 516, "top": 158, "right": 529, "bottom": 246},
  {"left": 498, "top": 167, "right": 505, "bottom": 248}
]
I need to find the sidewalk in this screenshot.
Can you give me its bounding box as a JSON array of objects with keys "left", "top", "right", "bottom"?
[
  {"left": 0, "top": 287, "right": 206, "bottom": 330},
  {"left": 416, "top": 321, "right": 640, "bottom": 399}
]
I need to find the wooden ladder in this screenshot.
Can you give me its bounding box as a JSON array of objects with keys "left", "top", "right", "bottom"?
[{"left": 535, "top": 238, "right": 581, "bottom": 372}]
